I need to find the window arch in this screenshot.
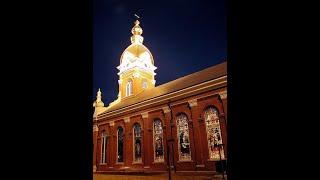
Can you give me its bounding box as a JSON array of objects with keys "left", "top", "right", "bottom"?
[
  {"left": 204, "top": 107, "right": 225, "bottom": 160},
  {"left": 133, "top": 123, "right": 142, "bottom": 163},
  {"left": 176, "top": 113, "right": 191, "bottom": 161},
  {"left": 153, "top": 119, "right": 164, "bottom": 162},
  {"left": 126, "top": 79, "right": 133, "bottom": 96},
  {"left": 117, "top": 127, "right": 124, "bottom": 163},
  {"left": 100, "top": 131, "right": 107, "bottom": 164}
]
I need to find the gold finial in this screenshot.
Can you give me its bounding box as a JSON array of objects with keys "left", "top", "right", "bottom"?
[
  {"left": 130, "top": 14, "right": 144, "bottom": 44},
  {"left": 131, "top": 18, "right": 143, "bottom": 36},
  {"left": 134, "top": 20, "right": 140, "bottom": 26}
]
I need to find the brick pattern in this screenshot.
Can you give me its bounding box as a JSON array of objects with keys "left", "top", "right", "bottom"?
[{"left": 94, "top": 87, "right": 227, "bottom": 172}]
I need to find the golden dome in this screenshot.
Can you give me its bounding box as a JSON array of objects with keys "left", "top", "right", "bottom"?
[
  {"left": 119, "top": 20, "right": 154, "bottom": 65},
  {"left": 120, "top": 43, "right": 154, "bottom": 65}
]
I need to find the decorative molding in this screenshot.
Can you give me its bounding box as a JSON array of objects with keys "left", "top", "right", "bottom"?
[
  {"left": 151, "top": 79, "right": 156, "bottom": 85},
  {"left": 188, "top": 99, "right": 198, "bottom": 107},
  {"left": 124, "top": 117, "right": 130, "bottom": 123},
  {"left": 109, "top": 121, "right": 114, "bottom": 126},
  {"left": 118, "top": 79, "right": 122, "bottom": 84},
  {"left": 99, "top": 76, "right": 227, "bottom": 119},
  {"left": 93, "top": 165, "right": 97, "bottom": 172},
  {"left": 219, "top": 90, "right": 227, "bottom": 99},
  {"left": 196, "top": 164, "right": 205, "bottom": 168},
  {"left": 93, "top": 125, "right": 99, "bottom": 132},
  {"left": 98, "top": 90, "right": 223, "bottom": 124},
  {"left": 141, "top": 112, "right": 148, "bottom": 118},
  {"left": 162, "top": 106, "right": 171, "bottom": 114},
  {"left": 132, "top": 72, "right": 140, "bottom": 78}
]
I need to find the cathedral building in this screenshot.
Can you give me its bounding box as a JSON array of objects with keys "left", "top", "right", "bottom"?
[{"left": 93, "top": 20, "right": 227, "bottom": 174}]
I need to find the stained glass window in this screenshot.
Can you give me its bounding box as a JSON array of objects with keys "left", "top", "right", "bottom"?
[
  {"left": 176, "top": 114, "right": 191, "bottom": 161},
  {"left": 133, "top": 123, "right": 142, "bottom": 163},
  {"left": 153, "top": 119, "right": 164, "bottom": 162},
  {"left": 117, "top": 127, "right": 124, "bottom": 162},
  {"left": 204, "top": 107, "right": 225, "bottom": 160},
  {"left": 101, "top": 131, "right": 107, "bottom": 164}
]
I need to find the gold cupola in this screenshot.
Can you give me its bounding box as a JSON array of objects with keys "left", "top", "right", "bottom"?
[
  {"left": 116, "top": 19, "right": 157, "bottom": 100},
  {"left": 131, "top": 20, "right": 144, "bottom": 44}
]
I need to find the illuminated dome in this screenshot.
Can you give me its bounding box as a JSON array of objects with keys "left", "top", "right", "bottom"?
[
  {"left": 118, "top": 20, "right": 157, "bottom": 75},
  {"left": 120, "top": 44, "right": 154, "bottom": 65}
]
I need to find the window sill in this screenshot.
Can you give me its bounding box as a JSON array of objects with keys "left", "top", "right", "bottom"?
[
  {"left": 152, "top": 161, "right": 165, "bottom": 164},
  {"left": 207, "top": 158, "right": 227, "bottom": 162},
  {"left": 177, "top": 160, "right": 193, "bottom": 163},
  {"left": 132, "top": 162, "right": 143, "bottom": 165}
]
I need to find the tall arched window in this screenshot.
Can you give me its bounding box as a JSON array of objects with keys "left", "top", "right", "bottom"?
[
  {"left": 176, "top": 114, "right": 191, "bottom": 161},
  {"left": 100, "top": 131, "right": 107, "bottom": 164},
  {"left": 117, "top": 127, "right": 124, "bottom": 163},
  {"left": 153, "top": 119, "right": 164, "bottom": 162},
  {"left": 204, "top": 107, "right": 225, "bottom": 160},
  {"left": 126, "top": 79, "right": 133, "bottom": 96},
  {"left": 133, "top": 123, "right": 142, "bottom": 163}
]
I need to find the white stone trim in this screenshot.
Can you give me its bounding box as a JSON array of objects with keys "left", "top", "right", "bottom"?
[
  {"left": 141, "top": 112, "right": 148, "bottom": 118},
  {"left": 98, "top": 76, "right": 227, "bottom": 119},
  {"left": 219, "top": 90, "right": 227, "bottom": 99},
  {"left": 188, "top": 99, "right": 198, "bottom": 107},
  {"left": 97, "top": 90, "right": 226, "bottom": 125},
  {"left": 124, "top": 117, "right": 130, "bottom": 123},
  {"left": 162, "top": 106, "right": 171, "bottom": 114},
  {"left": 93, "top": 125, "right": 99, "bottom": 132}
]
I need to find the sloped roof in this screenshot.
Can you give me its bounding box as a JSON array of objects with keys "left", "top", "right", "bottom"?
[{"left": 103, "top": 61, "right": 227, "bottom": 114}]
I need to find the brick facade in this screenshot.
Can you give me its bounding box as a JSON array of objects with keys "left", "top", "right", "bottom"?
[{"left": 93, "top": 87, "right": 227, "bottom": 173}]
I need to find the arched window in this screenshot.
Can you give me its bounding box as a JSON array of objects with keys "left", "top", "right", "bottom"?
[
  {"left": 126, "top": 79, "right": 133, "bottom": 97},
  {"left": 176, "top": 114, "right": 191, "bottom": 161},
  {"left": 153, "top": 119, "right": 164, "bottom": 162},
  {"left": 204, "top": 107, "right": 225, "bottom": 160},
  {"left": 142, "top": 79, "right": 147, "bottom": 89},
  {"left": 100, "top": 131, "right": 107, "bottom": 164},
  {"left": 117, "top": 127, "right": 124, "bottom": 162},
  {"left": 133, "top": 123, "right": 142, "bottom": 163}
]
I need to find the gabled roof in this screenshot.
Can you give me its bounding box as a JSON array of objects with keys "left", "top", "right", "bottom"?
[{"left": 102, "top": 61, "right": 227, "bottom": 114}]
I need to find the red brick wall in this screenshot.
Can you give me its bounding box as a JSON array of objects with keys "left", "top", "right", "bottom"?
[{"left": 94, "top": 88, "right": 227, "bottom": 173}]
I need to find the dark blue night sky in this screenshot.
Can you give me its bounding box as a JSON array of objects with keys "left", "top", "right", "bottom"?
[{"left": 93, "top": 0, "right": 226, "bottom": 104}]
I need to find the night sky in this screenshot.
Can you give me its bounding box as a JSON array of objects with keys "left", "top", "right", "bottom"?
[{"left": 93, "top": 0, "right": 226, "bottom": 104}]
